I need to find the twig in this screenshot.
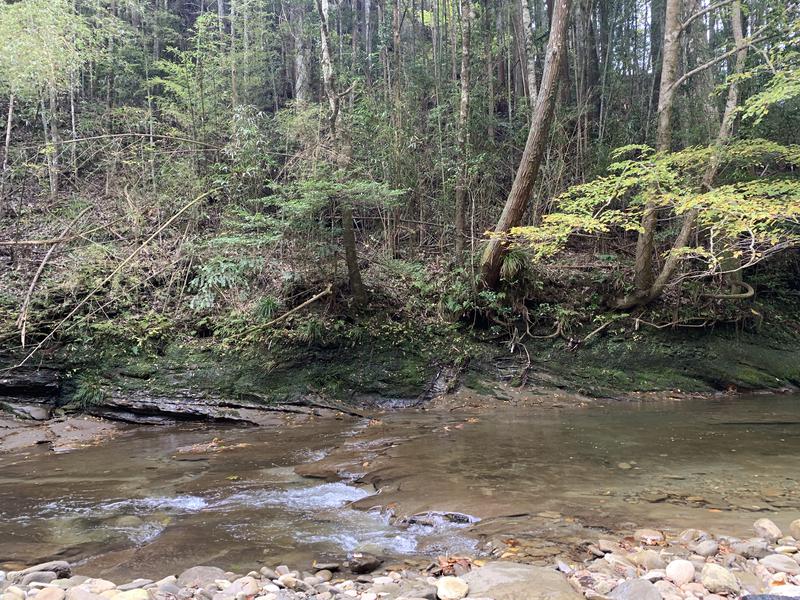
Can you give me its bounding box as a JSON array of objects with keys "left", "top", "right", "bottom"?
[{"left": 16, "top": 206, "right": 92, "bottom": 348}]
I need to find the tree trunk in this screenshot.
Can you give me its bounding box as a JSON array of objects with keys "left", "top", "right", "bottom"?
[
  {"left": 341, "top": 204, "right": 366, "bottom": 307},
  {"left": 480, "top": 0, "right": 572, "bottom": 289},
  {"left": 629, "top": 0, "right": 681, "bottom": 297},
  {"left": 0, "top": 94, "right": 13, "bottom": 218},
  {"left": 454, "top": 0, "right": 473, "bottom": 260},
  {"left": 614, "top": 0, "right": 747, "bottom": 309},
  {"left": 290, "top": 2, "right": 311, "bottom": 102},
  {"left": 315, "top": 0, "right": 339, "bottom": 135},
  {"left": 520, "top": 0, "right": 538, "bottom": 104}
]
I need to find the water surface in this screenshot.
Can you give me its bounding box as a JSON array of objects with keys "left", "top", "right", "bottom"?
[{"left": 1, "top": 393, "right": 797, "bottom": 579}]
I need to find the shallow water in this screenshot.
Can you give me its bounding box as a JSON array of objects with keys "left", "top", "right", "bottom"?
[{"left": 0, "top": 393, "right": 798, "bottom": 579}]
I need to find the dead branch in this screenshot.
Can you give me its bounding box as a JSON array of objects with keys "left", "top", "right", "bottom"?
[{"left": 16, "top": 206, "right": 92, "bottom": 347}]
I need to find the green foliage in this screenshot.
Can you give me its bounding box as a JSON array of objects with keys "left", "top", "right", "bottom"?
[
  {"left": 189, "top": 257, "right": 260, "bottom": 310},
  {"left": 0, "top": 0, "right": 95, "bottom": 98},
  {"left": 70, "top": 374, "right": 107, "bottom": 408},
  {"left": 509, "top": 139, "right": 800, "bottom": 272}
]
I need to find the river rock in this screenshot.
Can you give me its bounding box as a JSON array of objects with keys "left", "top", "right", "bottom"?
[
  {"left": 435, "top": 577, "right": 467, "bottom": 600},
  {"left": 692, "top": 540, "right": 720, "bottom": 557},
  {"left": 460, "top": 562, "right": 582, "bottom": 599},
  {"left": 20, "top": 573, "right": 57, "bottom": 586},
  {"left": 733, "top": 538, "right": 771, "bottom": 559},
  {"left": 349, "top": 555, "right": 382, "bottom": 575},
  {"left": 66, "top": 589, "right": 102, "bottom": 600},
  {"left": 634, "top": 529, "right": 664, "bottom": 545},
  {"left": 630, "top": 550, "right": 665, "bottom": 570},
  {"left": 665, "top": 559, "right": 695, "bottom": 586},
  {"left": 608, "top": 579, "right": 662, "bottom": 600},
  {"left": 759, "top": 554, "right": 800, "bottom": 575},
  {"left": 8, "top": 563, "right": 71, "bottom": 584},
  {"left": 228, "top": 577, "right": 259, "bottom": 597},
  {"left": 33, "top": 589, "right": 65, "bottom": 600},
  {"left": 3, "top": 587, "right": 26, "bottom": 600},
  {"left": 178, "top": 568, "right": 228, "bottom": 589},
  {"left": 115, "top": 591, "right": 149, "bottom": 600},
  {"left": 700, "top": 564, "right": 739, "bottom": 595},
  {"left": 117, "top": 581, "right": 153, "bottom": 592},
  {"left": 789, "top": 520, "right": 800, "bottom": 541},
  {"left": 755, "top": 519, "right": 783, "bottom": 542}
]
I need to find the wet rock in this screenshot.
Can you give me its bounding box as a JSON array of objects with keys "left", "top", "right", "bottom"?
[
  {"left": 311, "top": 564, "right": 339, "bottom": 573},
  {"left": 700, "top": 564, "right": 739, "bottom": 595},
  {"left": 435, "top": 577, "right": 468, "bottom": 600},
  {"left": 8, "top": 563, "right": 71, "bottom": 584},
  {"left": 692, "top": 540, "right": 720, "bottom": 557},
  {"left": 732, "top": 538, "right": 771, "bottom": 559},
  {"left": 461, "top": 562, "right": 582, "bottom": 599},
  {"left": 665, "top": 559, "right": 695, "bottom": 586},
  {"left": 349, "top": 555, "right": 382, "bottom": 575},
  {"left": 608, "top": 579, "right": 661, "bottom": 600},
  {"left": 755, "top": 519, "right": 783, "bottom": 542},
  {"left": 759, "top": 554, "right": 800, "bottom": 575},
  {"left": 177, "top": 568, "right": 228, "bottom": 589}
]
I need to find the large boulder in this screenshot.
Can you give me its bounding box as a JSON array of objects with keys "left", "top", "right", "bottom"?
[{"left": 461, "top": 562, "right": 582, "bottom": 600}]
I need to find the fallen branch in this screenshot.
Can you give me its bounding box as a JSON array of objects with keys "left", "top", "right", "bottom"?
[
  {"left": 6, "top": 188, "right": 218, "bottom": 370},
  {"left": 16, "top": 206, "right": 92, "bottom": 347},
  {"left": 244, "top": 284, "right": 333, "bottom": 334}
]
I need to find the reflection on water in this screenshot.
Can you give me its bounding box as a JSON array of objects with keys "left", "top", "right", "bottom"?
[{"left": 0, "top": 393, "right": 798, "bottom": 579}]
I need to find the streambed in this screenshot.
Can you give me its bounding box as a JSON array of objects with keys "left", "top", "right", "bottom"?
[{"left": 1, "top": 393, "right": 798, "bottom": 580}]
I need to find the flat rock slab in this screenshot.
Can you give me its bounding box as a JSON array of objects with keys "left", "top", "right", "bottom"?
[{"left": 462, "top": 561, "right": 582, "bottom": 600}]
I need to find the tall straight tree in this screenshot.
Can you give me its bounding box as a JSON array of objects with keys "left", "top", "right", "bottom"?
[
  {"left": 454, "top": 0, "right": 473, "bottom": 260},
  {"left": 627, "top": 0, "right": 682, "bottom": 299},
  {"left": 480, "top": 0, "right": 572, "bottom": 288}
]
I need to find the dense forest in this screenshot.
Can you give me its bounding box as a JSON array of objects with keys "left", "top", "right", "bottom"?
[{"left": 0, "top": 0, "right": 799, "bottom": 398}]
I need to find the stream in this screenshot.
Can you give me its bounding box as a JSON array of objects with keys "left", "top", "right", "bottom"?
[{"left": 1, "top": 393, "right": 798, "bottom": 581}]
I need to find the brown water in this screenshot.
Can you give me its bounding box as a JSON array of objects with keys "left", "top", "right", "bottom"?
[{"left": 1, "top": 394, "right": 798, "bottom": 580}]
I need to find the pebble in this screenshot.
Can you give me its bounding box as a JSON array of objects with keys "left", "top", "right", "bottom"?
[
  {"left": 435, "top": 576, "right": 468, "bottom": 600},
  {"left": 665, "top": 559, "right": 695, "bottom": 586},
  {"left": 34, "top": 590, "right": 65, "bottom": 600}
]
